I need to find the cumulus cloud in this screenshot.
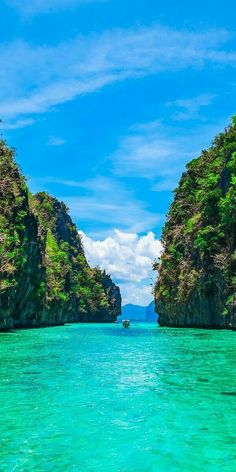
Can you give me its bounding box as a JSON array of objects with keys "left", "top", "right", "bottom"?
[
  {"left": 80, "top": 229, "right": 163, "bottom": 305},
  {"left": 118, "top": 283, "right": 153, "bottom": 307},
  {"left": 0, "top": 26, "right": 235, "bottom": 121}
]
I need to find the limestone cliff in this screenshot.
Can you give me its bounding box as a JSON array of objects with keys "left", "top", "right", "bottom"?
[
  {"left": 154, "top": 118, "right": 236, "bottom": 329},
  {"left": 0, "top": 141, "right": 121, "bottom": 329}
]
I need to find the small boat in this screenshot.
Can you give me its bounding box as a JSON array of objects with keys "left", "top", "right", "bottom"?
[{"left": 122, "top": 319, "right": 130, "bottom": 328}]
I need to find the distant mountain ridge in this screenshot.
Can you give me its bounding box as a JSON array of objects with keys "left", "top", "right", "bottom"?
[
  {"left": 145, "top": 301, "right": 157, "bottom": 322},
  {"left": 119, "top": 301, "right": 157, "bottom": 322}
]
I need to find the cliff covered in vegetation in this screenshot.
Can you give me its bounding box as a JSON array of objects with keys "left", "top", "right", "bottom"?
[
  {"left": 0, "top": 141, "right": 121, "bottom": 329},
  {"left": 155, "top": 118, "right": 236, "bottom": 329}
]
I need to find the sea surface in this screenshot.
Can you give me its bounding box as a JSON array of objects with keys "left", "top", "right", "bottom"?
[{"left": 0, "top": 323, "right": 235, "bottom": 472}]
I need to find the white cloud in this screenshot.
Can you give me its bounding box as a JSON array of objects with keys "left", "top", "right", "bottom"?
[
  {"left": 80, "top": 229, "right": 163, "bottom": 305},
  {"left": 5, "top": 0, "right": 107, "bottom": 16},
  {"left": 119, "top": 283, "right": 153, "bottom": 307},
  {"left": 151, "top": 177, "right": 179, "bottom": 192},
  {"left": 30, "top": 175, "right": 116, "bottom": 190},
  {"left": 64, "top": 195, "right": 162, "bottom": 233},
  {"left": 81, "top": 229, "right": 162, "bottom": 282},
  {"left": 167, "top": 94, "right": 217, "bottom": 121},
  {"left": 111, "top": 118, "right": 229, "bottom": 189},
  {"left": 112, "top": 120, "right": 195, "bottom": 182},
  {"left": 47, "top": 136, "right": 66, "bottom": 146},
  {"left": 0, "top": 26, "right": 235, "bottom": 121},
  {"left": 0, "top": 118, "right": 35, "bottom": 130}
]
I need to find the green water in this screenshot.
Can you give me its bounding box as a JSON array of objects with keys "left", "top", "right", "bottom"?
[{"left": 0, "top": 323, "right": 235, "bottom": 472}]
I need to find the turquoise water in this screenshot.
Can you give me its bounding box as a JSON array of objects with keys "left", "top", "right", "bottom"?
[{"left": 0, "top": 323, "right": 235, "bottom": 472}]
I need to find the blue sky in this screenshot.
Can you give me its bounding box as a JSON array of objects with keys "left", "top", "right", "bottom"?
[{"left": 0, "top": 0, "right": 236, "bottom": 305}]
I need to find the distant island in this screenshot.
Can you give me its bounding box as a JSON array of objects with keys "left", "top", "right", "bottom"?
[
  {"left": 0, "top": 140, "right": 121, "bottom": 330},
  {"left": 119, "top": 301, "right": 157, "bottom": 322},
  {"left": 155, "top": 117, "right": 236, "bottom": 329}
]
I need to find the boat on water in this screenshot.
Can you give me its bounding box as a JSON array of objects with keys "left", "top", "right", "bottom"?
[{"left": 122, "top": 319, "right": 130, "bottom": 328}]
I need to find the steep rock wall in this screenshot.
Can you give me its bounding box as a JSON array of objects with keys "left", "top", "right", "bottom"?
[
  {"left": 154, "top": 118, "right": 236, "bottom": 329},
  {"left": 0, "top": 141, "right": 121, "bottom": 329}
]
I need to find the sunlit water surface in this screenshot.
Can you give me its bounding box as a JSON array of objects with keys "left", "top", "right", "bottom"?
[{"left": 0, "top": 323, "right": 235, "bottom": 472}]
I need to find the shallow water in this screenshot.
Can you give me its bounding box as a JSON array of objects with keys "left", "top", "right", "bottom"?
[{"left": 0, "top": 323, "right": 235, "bottom": 472}]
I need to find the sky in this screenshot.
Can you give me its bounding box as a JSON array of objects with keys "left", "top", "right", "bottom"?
[{"left": 0, "top": 0, "right": 236, "bottom": 305}]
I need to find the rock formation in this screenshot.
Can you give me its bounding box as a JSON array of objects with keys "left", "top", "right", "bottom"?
[
  {"left": 0, "top": 140, "right": 121, "bottom": 329},
  {"left": 155, "top": 117, "right": 236, "bottom": 329}
]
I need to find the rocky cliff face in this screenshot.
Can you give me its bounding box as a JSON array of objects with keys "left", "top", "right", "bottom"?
[
  {"left": 0, "top": 141, "right": 121, "bottom": 329},
  {"left": 154, "top": 118, "right": 236, "bottom": 329}
]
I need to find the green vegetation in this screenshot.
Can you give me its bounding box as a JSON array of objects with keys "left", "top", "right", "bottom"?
[
  {"left": 155, "top": 117, "right": 236, "bottom": 328},
  {"left": 0, "top": 142, "right": 30, "bottom": 292},
  {"left": 0, "top": 141, "right": 121, "bottom": 329}
]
